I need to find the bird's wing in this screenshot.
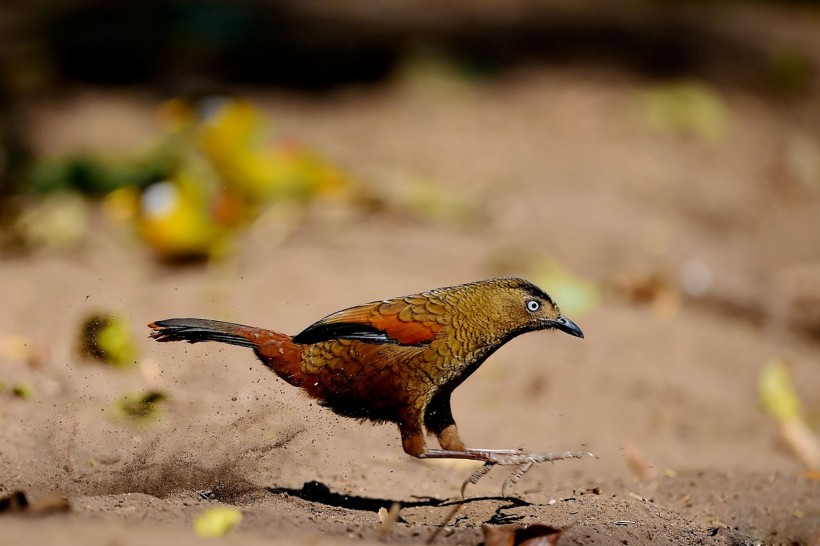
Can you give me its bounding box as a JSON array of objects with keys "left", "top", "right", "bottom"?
[{"left": 292, "top": 295, "right": 450, "bottom": 346}]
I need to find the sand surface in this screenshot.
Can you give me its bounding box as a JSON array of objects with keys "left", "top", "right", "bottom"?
[{"left": 1, "top": 68, "right": 819, "bottom": 545}]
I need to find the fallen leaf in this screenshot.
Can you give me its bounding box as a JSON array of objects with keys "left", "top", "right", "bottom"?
[
  {"left": 517, "top": 524, "right": 566, "bottom": 546},
  {"left": 0, "top": 491, "right": 28, "bottom": 513},
  {"left": 483, "top": 523, "right": 565, "bottom": 546},
  {"left": 114, "top": 390, "right": 168, "bottom": 422},
  {"left": 758, "top": 360, "right": 819, "bottom": 471},
  {"left": 759, "top": 359, "right": 800, "bottom": 421},
  {"left": 78, "top": 312, "right": 139, "bottom": 368},
  {"left": 0, "top": 490, "right": 70, "bottom": 516},
  {"left": 11, "top": 383, "right": 34, "bottom": 400},
  {"left": 194, "top": 507, "right": 242, "bottom": 537},
  {"left": 641, "top": 81, "right": 728, "bottom": 143}
]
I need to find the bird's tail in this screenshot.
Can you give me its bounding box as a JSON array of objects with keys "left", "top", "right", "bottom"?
[
  {"left": 149, "top": 318, "right": 265, "bottom": 348},
  {"left": 148, "top": 318, "right": 304, "bottom": 387}
]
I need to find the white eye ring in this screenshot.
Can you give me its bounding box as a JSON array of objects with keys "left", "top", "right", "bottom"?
[{"left": 526, "top": 300, "right": 540, "bottom": 312}]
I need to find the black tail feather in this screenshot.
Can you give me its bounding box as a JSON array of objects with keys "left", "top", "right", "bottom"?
[{"left": 149, "top": 318, "right": 258, "bottom": 349}]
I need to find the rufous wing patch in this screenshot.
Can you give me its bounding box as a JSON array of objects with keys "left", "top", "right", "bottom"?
[
  {"left": 367, "top": 313, "right": 439, "bottom": 345},
  {"left": 292, "top": 298, "right": 446, "bottom": 346}
]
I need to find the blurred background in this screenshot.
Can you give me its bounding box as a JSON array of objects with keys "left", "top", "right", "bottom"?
[{"left": 1, "top": 0, "right": 819, "bottom": 520}]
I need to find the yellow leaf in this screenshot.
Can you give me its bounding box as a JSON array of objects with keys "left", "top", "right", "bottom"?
[
  {"left": 641, "top": 81, "right": 728, "bottom": 143},
  {"left": 78, "top": 313, "right": 138, "bottom": 368},
  {"left": 194, "top": 507, "right": 242, "bottom": 537},
  {"left": 759, "top": 360, "right": 801, "bottom": 421}
]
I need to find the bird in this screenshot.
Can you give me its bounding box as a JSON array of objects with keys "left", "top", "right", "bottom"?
[{"left": 148, "top": 277, "right": 588, "bottom": 494}]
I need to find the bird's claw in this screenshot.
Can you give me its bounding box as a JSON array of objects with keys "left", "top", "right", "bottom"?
[
  {"left": 500, "top": 460, "right": 534, "bottom": 498},
  {"left": 460, "top": 462, "right": 493, "bottom": 498}
]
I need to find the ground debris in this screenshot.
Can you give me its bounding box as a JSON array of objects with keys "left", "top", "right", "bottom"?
[
  {"left": 482, "top": 523, "right": 565, "bottom": 546},
  {"left": 0, "top": 490, "right": 70, "bottom": 516}
]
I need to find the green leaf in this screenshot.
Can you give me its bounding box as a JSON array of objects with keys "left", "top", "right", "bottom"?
[{"left": 114, "top": 390, "right": 168, "bottom": 422}]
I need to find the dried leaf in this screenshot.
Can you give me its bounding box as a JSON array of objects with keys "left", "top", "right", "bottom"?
[
  {"left": 517, "top": 524, "right": 565, "bottom": 546},
  {"left": 27, "top": 497, "right": 71, "bottom": 516},
  {"left": 483, "top": 525, "right": 516, "bottom": 546},
  {"left": 483, "top": 524, "right": 565, "bottom": 546},
  {"left": 0, "top": 491, "right": 70, "bottom": 516},
  {"left": 0, "top": 491, "right": 28, "bottom": 513}
]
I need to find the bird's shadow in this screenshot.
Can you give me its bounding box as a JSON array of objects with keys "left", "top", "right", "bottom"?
[
  {"left": 267, "top": 480, "right": 532, "bottom": 513},
  {"left": 267, "top": 480, "right": 443, "bottom": 511}
]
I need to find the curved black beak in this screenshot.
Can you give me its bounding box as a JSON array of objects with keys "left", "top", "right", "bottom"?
[{"left": 549, "top": 315, "right": 584, "bottom": 339}]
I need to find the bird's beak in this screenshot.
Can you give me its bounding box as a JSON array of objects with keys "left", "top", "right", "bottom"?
[{"left": 549, "top": 315, "right": 584, "bottom": 338}]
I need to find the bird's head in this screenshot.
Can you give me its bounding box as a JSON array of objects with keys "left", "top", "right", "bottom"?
[{"left": 488, "top": 278, "right": 584, "bottom": 339}]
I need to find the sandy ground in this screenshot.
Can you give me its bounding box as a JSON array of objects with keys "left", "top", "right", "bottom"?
[{"left": 1, "top": 68, "right": 819, "bottom": 545}]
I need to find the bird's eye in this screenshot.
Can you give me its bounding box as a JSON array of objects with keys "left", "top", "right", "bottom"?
[{"left": 526, "top": 300, "right": 540, "bottom": 312}]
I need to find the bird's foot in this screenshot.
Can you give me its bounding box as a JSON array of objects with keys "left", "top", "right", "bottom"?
[{"left": 418, "top": 448, "right": 595, "bottom": 498}]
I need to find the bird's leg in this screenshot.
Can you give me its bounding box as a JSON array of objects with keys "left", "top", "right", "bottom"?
[
  {"left": 435, "top": 424, "right": 466, "bottom": 451},
  {"left": 399, "top": 421, "right": 427, "bottom": 458},
  {"left": 424, "top": 393, "right": 466, "bottom": 451},
  {"left": 420, "top": 398, "right": 593, "bottom": 496},
  {"left": 419, "top": 449, "right": 594, "bottom": 498},
  {"left": 399, "top": 405, "right": 444, "bottom": 458},
  {"left": 418, "top": 448, "right": 592, "bottom": 465}
]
